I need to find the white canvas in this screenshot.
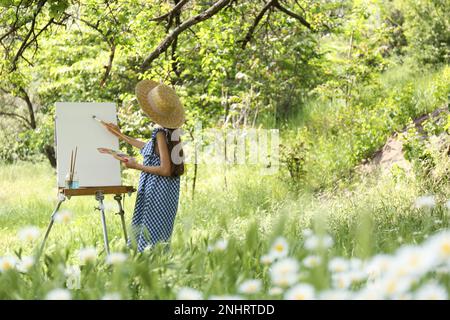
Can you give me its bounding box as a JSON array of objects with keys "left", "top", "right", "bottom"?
[{"left": 55, "top": 102, "right": 121, "bottom": 188}]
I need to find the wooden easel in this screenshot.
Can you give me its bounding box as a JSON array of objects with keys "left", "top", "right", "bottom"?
[{"left": 40, "top": 186, "right": 135, "bottom": 256}]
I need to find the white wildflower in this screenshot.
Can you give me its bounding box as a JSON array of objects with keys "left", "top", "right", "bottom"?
[
  {"left": 64, "top": 265, "right": 80, "bottom": 278},
  {"left": 302, "top": 228, "right": 314, "bottom": 238},
  {"left": 284, "top": 283, "right": 315, "bottom": 300},
  {"left": 319, "top": 289, "right": 351, "bottom": 300},
  {"left": 45, "top": 288, "right": 72, "bottom": 300},
  {"left": 349, "top": 258, "right": 364, "bottom": 271},
  {"left": 389, "top": 245, "right": 435, "bottom": 277},
  {"left": 328, "top": 257, "right": 349, "bottom": 274},
  {"left": 18, "top": 226, "right": 41, "bottom": 242},
  {"left": 375, "top": 275, "right": 413, "bottom": 298},
  {"left": 55, "top": 210, "right": 73, "bottom": 224},
  {"left": 0, "top": 256, "right": 17, "bottom": 272},
  {"left": 270, "top": 258, "right": 299, "bottom": 287},
  {"left": 304, "top": 234, "right": 333, "bottom": 251},
  {"left": 414, "top": 195, "right": 435, "bottom": 209},
  {"left": 353, "top": 285, "right": 384, "bottom": 300},
  {"left": 270, "top": 257, "right": 299, "bottom": 278},
  {"left": 303, "top": 255, "right": 322, "bottom": 268},
  {"left": 102, "top": 292, "right": 121, "bottom": 300},
  {"left": 424, "top": 230, "right": 450, "bottom": 264},
  {"left": 270, "top": 237, "right": 289, "bottom": 258},
  {"left": 414, "top": 282, "right": 447, "bottom": 300},
  {"left": 17, "top": 256, "right": 35, "bottom": 273},
  {"left": 365, "top": 254, "right": 392, "bottom": 280},
  {"left": 238, "top": 279, "right": 262, "bottom": 294},
  {"left": 78, "top": 247, "right": 97, "bottom": 264},
  {"left": 268, "top": 287, "right": 283, "bottom": 296},
  {"left": 332, "top": 273, "right": 352, "bottom": 290},
  {"left": 177, "top": 287, "right": 203, "bottom": 300},
  {"left": 106, "top": 252, "right": 128, "bottom": 265},
  {"left": 260, "top": 254, "right": 275, "bottom": 265},
  {"left": 209, "top": 295, "right": 243, "bottom": 300},
  {"left": 235, "top": 72, "right": 247, "bottom": 80},
  {"left": 214, "top": 239, "right": 228, "bottom": 251}
]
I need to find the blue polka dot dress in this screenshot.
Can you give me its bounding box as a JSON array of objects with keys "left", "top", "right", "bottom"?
[{"left": 129, "top": 127, "right": 180, "bottom": 252}]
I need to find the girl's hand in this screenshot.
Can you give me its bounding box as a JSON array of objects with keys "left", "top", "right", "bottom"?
[
  {"left": 103, "top": 122, "right": 122, "bottom": 138},
  {"left": 123, "top": 157, "right": 139, "bottom": 169}
]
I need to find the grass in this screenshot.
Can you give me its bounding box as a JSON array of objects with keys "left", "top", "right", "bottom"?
[
  {"left": 0, "top": 64, "right": 449, "bottom": 300},
  {"left": 0, "top": 157, "right": 449, "bottom": 299}
]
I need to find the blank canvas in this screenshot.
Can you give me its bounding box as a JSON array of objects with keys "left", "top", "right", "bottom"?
[{"left": 55, "top": 102, "right": 121, "bottom": 188}]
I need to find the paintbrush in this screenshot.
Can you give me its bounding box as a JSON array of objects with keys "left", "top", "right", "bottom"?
[
  {"left": 69, "top": 150, "right": 74, "bottom": 184},
  {"left": 92, "top": 115, "right": 106, "bottom": 125},
  {"left": 93, "top": 115, "right": 122, "bottom": 137},
  {"left": 71, "top": 146, "right": 78, "bottom": 182}
]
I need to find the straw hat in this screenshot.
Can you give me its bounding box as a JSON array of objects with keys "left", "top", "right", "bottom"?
[{"left": 135, "top": 79, "right": 185, "bottom": 129}]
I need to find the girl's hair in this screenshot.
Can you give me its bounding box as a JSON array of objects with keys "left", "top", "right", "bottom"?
[{"left": 166, "top": 128, "right": 185, "bottom": 176}]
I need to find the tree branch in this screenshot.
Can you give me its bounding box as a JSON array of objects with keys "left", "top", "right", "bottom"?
[
  {"left": 239, "top": 0, "right": 276, "bottom": 49},
  {"left": 10, "top": 0, "right": 48, "bottom": 71},
  {"left": 140, "top": 0, "right": 232, "bottom": 72},
  {"left": 273, "top": 0, "right": 311, "bottom": 30},
  {"left": 0, "top": 111, "right": 33, "bottom": 128},
  {"left": 100, "top": 43, "right": 116, "bottom": 87},
  {"left": 18, "top": 87, "right": 36, "bottom": 129},
  {"left": 150, "top": 0, "right": 190, "bottom": 22}
]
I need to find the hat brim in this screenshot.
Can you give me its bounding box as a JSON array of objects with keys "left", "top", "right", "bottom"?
[{"left": 135, "top": 80, "right": 185, "bottom": 129}]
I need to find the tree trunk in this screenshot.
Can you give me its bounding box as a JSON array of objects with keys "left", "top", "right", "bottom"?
[
  {"left": 44, "top": 145, "right": 56, "bottom": 168},
  {"left": 19, "top": 87, "right": 36, "bottom": 129}
]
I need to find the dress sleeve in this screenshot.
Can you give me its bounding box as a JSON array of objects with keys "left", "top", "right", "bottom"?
[
  {"left": 139, "top": 140, "right": 152, "bottom": 156},
  {"left": 150, "top": 127, "right": 168, "bottom": 153}
]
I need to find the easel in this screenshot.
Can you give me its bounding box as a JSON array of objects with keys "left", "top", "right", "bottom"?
[{"left": 40, "top": 185, "right": 135, "bottom": 256}]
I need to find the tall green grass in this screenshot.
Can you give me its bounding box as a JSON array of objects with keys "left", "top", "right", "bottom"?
[
  {"left": 0, "top": 156, "right": 449, "bottom": 299},
  {"left": 281, "top": 65, "right": 450, "bottom": 189}
]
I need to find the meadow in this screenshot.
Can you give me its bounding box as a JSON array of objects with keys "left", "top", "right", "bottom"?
[
  {"left": 1, "top": 155, "right": 449, "bottom": 299},
  {"left": 0, "top": 0, "right": 449, "bottom": 301}
]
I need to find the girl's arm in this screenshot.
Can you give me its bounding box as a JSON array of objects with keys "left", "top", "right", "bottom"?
[
  {"left": 103, "top": 123, "right": 146, "bottom": 149},
  {"left": 125, "top": 131, "right": 172, "bottom": 177}
]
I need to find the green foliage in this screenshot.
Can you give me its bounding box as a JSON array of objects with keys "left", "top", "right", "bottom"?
[{"left": 400, "top": 0, "right": 450, "bottom": 65}]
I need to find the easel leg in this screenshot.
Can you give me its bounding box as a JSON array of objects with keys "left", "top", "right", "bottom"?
[
  {"left": 114, "top": 194, "right": 128, "bottom": 245},
  {"left": 95, "top": 191, "right": 110, "bottom": 255},
  {"left": 38, "top": 193, "right": 66, "bottom": 257}
]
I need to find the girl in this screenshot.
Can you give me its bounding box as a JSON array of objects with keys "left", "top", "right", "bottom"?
[{"left": 101, "top": 79, "right": 185, "bottom": 252}]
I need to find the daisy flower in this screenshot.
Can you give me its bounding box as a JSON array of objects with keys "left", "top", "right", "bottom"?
[
  {"left": 209, "top": 295, "right": 243, "bottom": 300},
  {"left": 303, "top": 255, "right": 322, "bottom": 268},
  {"left": 46, "top": 288, "right": 72, "bottom": 300},
  {"left": 414, "top": 195, "right": 435, "bottom": 209},
  {"left": 214, "top": 239, "right": 228, "bottom": 251},
  {"left": 284, "top": 283, "right": 315, "bottom": 300},
  {"left": 78, "top": 247, "right": 97, "bottom": 264},
  {"left": 414, "top": 282, "right": 447, "bottom": 300},
  {"left": 102, "top": 292, "right": 121, "bottom": 300},
  {"left": 268, "top": 287, "right": 283, "bottom": 296},
  {"left": 424, "top": 231, "right": 450, "bottom": 264},
  {"left": 55, "top": 210, "right": 73, "bottom": 224},
  {"left": 304, "top": 234, "right": 333, "bottom": 251},
  {"left": 328, "top": 257, "right": 349, "bottom": 274},
  {"left": 260, "top": 254, "right": 275, "bottom": 265},
  {"left": 18, "top": 226, "right": 41, "bottom": 242},
  {"left": 238, "top": 279, "right": 262, "bottom": 295},
  {"left": 17, "top": 256, "right": 35, "bottom": 273},
  {"left": 375, "top": 275, "right": 413, "bottom": 298},
  {"left": 106, "top": 252, "right": 128, "bottom": 265},
  {"left": 319, "top": 289, "right": 351, "bottom": 300},
  {"left": 270, "top": 237, "right": 289, "bottom": 258},
  {"left": 177, "top": 287, "right": 203, "bottom": 300},
  {"left": 270, "top": 258, "right": 300, "bottom": 287},
  {"left": 0, "top": 256, "right": 17, "bottom": 272}
]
